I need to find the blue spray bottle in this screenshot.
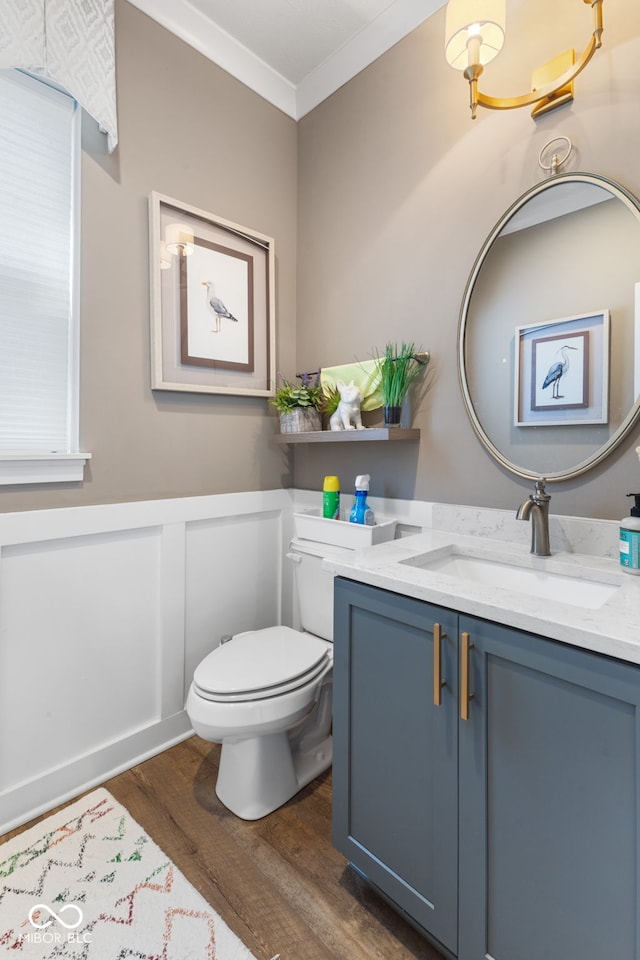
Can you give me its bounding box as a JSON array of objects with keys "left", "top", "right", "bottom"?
[{"left": 349, "top": 474, "right": 375, "bottom": 525}]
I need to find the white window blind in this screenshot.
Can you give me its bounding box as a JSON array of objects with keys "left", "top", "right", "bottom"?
[{"left": 0, "top": 69, "right": 79, "bottom": 456}]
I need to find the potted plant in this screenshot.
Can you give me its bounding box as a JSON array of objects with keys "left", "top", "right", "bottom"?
[
  {"left": 376, "top": 341, "right": 426, "bottom": 427},
  {"left": 318, "top": 381, "right": 341, "bottom": 428},
  {"left": 271, "top": 372, "right": 323, "bottom": 433}
]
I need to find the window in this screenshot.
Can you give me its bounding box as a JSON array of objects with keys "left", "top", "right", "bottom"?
[{"left": 0, "top": 69, "right": 89, "bottom": 484}]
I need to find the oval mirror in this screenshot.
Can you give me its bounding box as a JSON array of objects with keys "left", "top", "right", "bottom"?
[{"left": 458, "top": 172, "right": 640, "bottom": 481}]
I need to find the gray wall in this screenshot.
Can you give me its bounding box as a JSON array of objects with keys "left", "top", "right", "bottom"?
[
  {"left": 0, "top": 0, "right": 297, "bottom": 512},
  {"left": 295, "top": 0, "right": 640, "bottom": 520}
]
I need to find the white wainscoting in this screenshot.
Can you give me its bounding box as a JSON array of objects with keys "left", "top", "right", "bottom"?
[{"left": 0, "top": 489, "right": 293, "bottom": 834}]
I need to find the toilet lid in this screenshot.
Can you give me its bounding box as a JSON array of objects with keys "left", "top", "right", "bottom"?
[{"left": 193, "top": 626, "right": 331, "bottom": 702}]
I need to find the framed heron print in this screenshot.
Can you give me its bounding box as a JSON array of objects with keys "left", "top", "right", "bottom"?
[
  {"left": 514, "top": 310, "right": 609, "bottom": 426},
  {"left": 149, "top": 193, "right": 276, "bottom": 396}
]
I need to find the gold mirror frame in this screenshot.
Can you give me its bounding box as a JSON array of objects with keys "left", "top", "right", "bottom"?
[{"left": 458, "top": 172, "right": 640, "bottom": 482}]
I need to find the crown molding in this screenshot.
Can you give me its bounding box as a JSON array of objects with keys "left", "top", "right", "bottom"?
[
  {"left": 127, "top": 0, "right": 446, "bottom": 121},
  {"left": 126, "top": 0, "right": 297, "bottom": 117},
  {"left": 296, "top": 0, "right": 445, "bottom": 119}
]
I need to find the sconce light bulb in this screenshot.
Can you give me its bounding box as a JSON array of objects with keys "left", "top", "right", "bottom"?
[{"left": 466, "top": 32, "right": 482, "bottom": 70}]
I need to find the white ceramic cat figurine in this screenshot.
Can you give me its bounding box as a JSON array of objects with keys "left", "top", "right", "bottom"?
[{"left": 330, "top": 380, "right": 365, "bottom": 431}]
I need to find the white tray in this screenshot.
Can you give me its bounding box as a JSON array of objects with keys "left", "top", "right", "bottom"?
[{"left": 293, "top": 510, "right": 396, "bottom": 549}]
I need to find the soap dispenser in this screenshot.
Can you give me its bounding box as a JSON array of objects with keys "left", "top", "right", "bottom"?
[
  {"left": 620, "top": 493, "right": 640, "bottom": 575},
  {"left": 349, "top": 474, "right": 375, "bottom": 526}
]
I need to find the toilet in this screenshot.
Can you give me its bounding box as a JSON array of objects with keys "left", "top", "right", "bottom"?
[{"left": 186, "top": 536, "right": 346, "bottom": 820}]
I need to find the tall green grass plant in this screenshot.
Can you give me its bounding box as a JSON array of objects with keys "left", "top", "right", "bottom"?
[{"left": 377, "top": 341, "right": 424, "bottom": 407}]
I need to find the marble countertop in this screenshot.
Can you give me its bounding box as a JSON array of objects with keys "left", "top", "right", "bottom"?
[{"left": 323, "top": 529, "right": 640, "bottom": 665}]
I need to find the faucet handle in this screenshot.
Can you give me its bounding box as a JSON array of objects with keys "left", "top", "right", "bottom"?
[{"left": 534, "top": 478, "right": 550, "bottom": 501}]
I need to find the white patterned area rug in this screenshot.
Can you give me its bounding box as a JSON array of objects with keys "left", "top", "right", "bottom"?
[{"left": 0, "top": 787, "right": 258, "bottom": 959}]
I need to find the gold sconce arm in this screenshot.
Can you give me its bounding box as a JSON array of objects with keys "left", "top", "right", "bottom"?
[{"left": 455, "top": 0, "right": 604, "bottom": 120}]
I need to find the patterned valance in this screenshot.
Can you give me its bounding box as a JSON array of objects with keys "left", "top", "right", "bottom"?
[{"left": 0, "top": 0, "right": 117, "bottom": 151}]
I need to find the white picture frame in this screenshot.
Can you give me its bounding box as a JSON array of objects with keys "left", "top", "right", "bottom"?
[
  {"left": 514, "top": 310, "right": 610, "bottom": 427},
  {"left": 149, "top": 192, "right": 276, "bottom": 397}
]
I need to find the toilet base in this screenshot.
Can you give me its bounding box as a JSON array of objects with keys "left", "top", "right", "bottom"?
[{"left": 216, "top": 730, "right": 332, "bottom": 820}]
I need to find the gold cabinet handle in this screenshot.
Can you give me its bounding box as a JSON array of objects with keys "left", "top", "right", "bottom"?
[
  {"left": 433, "top": 622, "right": 446, "bottom": 706},
  {"left": 460, "top": 631, "right": 475, "bottom": 721}
]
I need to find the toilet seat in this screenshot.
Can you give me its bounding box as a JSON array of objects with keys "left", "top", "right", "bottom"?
[{"left": 193, "top": 626, "right": 331, "bottom": 703}]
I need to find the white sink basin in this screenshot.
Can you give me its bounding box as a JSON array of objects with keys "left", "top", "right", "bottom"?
[{"left": 400, "top": 547, "right": 620, "bottom": 609}]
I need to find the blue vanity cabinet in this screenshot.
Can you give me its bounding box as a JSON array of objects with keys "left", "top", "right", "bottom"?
[
  {"left": 333, "top": 577, "right": 640, "bottom": 960},
  {"left": 332, "top": 577, "right": 459, "bottom": 954},
  {"left": 458, "top": 613, "right": 640, "bottom": 960}
]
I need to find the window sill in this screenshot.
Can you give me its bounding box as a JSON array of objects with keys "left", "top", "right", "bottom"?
[{"left": 0, "top": 453, "right": 91, "bottom": 485}]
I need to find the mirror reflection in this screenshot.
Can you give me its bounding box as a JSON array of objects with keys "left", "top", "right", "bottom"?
[{"left": 459, "top": 173, "right": 640, "bottom": 480}]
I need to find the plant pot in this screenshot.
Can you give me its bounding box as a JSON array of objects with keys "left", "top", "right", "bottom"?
[
  {"left": 383, "top": 405, "right": 402, "bottom": 427},
  {"left": 279, "top": 409, "right": 321, "bottom": 434}
]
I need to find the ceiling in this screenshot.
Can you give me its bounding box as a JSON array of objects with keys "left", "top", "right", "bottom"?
[{"left": 126, "top": 0, "right": 447, "bottom": 120}]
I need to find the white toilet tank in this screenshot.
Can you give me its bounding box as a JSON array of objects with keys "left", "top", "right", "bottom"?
[{"left": 288, "top": 538, "right": 351, "bottom": 641}]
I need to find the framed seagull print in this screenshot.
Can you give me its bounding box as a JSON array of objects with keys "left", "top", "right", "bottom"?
[
  {"left": 149, "top": 192, "right": 276, "bottom": 396},
  {"left": 180, "top": 239, "right": 254, "bottom": 372},
  {"left": 514, "top": 310, "right": 610, "bottom": 427}
]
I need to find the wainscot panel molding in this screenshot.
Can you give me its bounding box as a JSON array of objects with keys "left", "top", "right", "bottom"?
[
  {"left": 0, "top": 487, "right": 616, "bottom": 834},
  {"left": 0, "top": 489, "right": 292, "bottom": 834}
]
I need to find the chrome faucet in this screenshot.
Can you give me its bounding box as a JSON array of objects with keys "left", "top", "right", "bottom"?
[{"left": 516, "top": 479, "right": 551, "bottom": 556}]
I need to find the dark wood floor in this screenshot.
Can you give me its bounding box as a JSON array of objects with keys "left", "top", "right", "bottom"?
[{"left": 3, "top": 736, "right": 445, "bottom": 960}]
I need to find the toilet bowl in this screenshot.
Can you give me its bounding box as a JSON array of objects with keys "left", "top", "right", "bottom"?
[{"left": 186, "top": 537, "right": 345, "bottom": 820}]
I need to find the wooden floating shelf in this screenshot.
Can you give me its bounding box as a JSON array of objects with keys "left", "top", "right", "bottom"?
[{"left": 274, "top": 428, "right": 420, "bottom": 445}]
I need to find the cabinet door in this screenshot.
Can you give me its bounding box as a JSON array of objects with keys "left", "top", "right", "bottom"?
[
  {"left": 333, "top": 578, "right": 459, "bottom": 953},
  {"left": 459, "top": 615, "right": 640, "bottom": 960}
]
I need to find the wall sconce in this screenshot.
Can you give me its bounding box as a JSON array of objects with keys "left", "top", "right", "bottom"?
[
  {"left": 445, "top": 0, "right": 604, "bottom": 119},
  {"left": 165, "top": 222, "right": 195, "bottom": 256}
]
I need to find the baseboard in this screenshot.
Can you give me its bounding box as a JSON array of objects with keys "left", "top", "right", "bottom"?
[{"left": 0, "top": 712, "right": 193, "bottom": 836}]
